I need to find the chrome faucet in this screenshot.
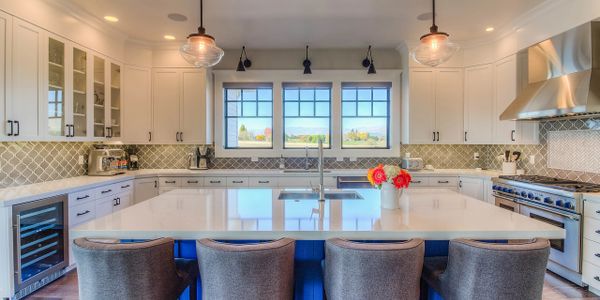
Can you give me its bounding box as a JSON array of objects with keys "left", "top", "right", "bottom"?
[
  {"left": 304, "top": 146, "right": 310, "bottom": 170},
  {"left": 317, "top": 139, "right": 325, "bottom": 201}
]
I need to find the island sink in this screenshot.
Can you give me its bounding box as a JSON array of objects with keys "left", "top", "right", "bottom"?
[{"left": 277, "top": 190, "right": 363, "bottom": 200}]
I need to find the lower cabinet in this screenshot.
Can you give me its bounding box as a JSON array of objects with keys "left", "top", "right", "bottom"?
[
  {"left": 458, "top": 177, "right": 485, "bottom": 201},
  {"left": 583, "top": 199, "right": 600, "bottom": 292},
  {"left": 134, "top": 177, "right": 158, "bottom": 203}
]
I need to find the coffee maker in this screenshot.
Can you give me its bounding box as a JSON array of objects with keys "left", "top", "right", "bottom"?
[{"left": 188, "top": 146, "right": 210, "bottom": 170}]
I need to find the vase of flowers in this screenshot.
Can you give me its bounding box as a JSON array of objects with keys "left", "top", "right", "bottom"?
[{"left": 367, "top": 164, "right": 412, "bottom": 209}]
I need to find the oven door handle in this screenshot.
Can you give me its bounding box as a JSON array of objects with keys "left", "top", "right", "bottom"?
[
  {"left": 516, "top": 199, "right": 580, "bottom": 221},
  {"left": 493, "top": 194, "right": 517, "bottom": 202}
]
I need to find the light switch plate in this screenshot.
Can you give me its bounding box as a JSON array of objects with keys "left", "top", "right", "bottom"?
[
  {"left": 405, "top": 152, "right": 411, "bottom": 158},
  {"left": 251, "top": 157, "right": 259, "bottom": 162},
  {"left": 529, "top": 155, "right": 536, "bottom": 165},
  {"left": 78, "top": 155, "right": 85, "bottom": 165},
  {"left": 349, "top": 157, "right": 357, "bottom": 162},
  {"left": 336, "top": 157, "right": 344, "bottom": 162},
  {"left": 473, "top": 152, "right": 480, "bottom": 160}
]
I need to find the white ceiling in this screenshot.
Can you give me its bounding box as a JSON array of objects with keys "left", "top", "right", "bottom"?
[{"left": 66, "top": 0, "right": 547, "bottom": 48}]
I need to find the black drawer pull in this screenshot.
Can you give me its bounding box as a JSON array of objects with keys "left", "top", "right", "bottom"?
[
  {"left": 595, "top": 230, "right": 600, "bottom": 234},
  {"left": 595, "top": 276, "right": 600, "bottom": 282},
  {"left": 187, "top": 180, "right": 199, "bottom": 184},
  {"left": 232, "top": 181, "right": 244, "bottom": 184},
  {"left": 411, "top": 180, "right": 422, "bottom": 184},
  {"left": 209, "top": 180, "right": 221, "bottom": 184},
  {"left": 595, "top": 253, "right": 600, "bottom": 258},
  {"left": 76, "top": 210, "right": 91, "bottom": 217},
  {"left": 438, "top": 181, "right": 449, "bottom": 184},
  {"left": 258, "top": 181, "right": 270, "bottom": 184},
  {"left": 101, "top": 189, "right": 112, "bottom": 194},
  {"left": 596, "top": 210, "right": 600, "bottom": 214},
  {"left": 165, "top": 181, "right": 176, "bottom": 184},
  {"left": 76, "top": 195, "right": 90, "bottom": 200},
  {"left": 121, "top": 185, "right": 130, "bottom": 189}
]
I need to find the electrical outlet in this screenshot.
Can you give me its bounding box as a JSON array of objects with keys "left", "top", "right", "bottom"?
[
  {"left": 251, "top": 157, "right": 259, "bottom": 162},
  {"left": 336, "top": 157, "right": 344, "bottom": 162},
  {"left": 349, "top": 157, "right": 357, "bottom": 162},
  {"left": 529, "top": 155, "right": 536, "bottom": 165},
  {"left": 78, "top": 155, "right": 85, "bottom": 165},
  {"left": 405, "top": 152, "right": 411, "bottom": 158},
  {"left": 473, "top": 152, "right": 480, "bottom": 160}
]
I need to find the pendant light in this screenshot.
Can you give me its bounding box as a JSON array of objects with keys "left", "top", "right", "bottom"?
[
  {"left": 180, "top": 0, "right": 224, "bottom": 68},
  {"left": 410, "top": 0, "right": 459, "bottom": 67},
  {"left": 236, "top": 46, "right": 252, "bottom": 72},
  {"left": 362, "top": 45, "right": 376, "bottom": 74},
  {"left": 303, "top": 45, "right": 312, "bottom": 74}
]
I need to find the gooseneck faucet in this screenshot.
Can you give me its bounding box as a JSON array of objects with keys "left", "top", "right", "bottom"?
[
  {"left": 304, "top": 146, "right": 310, "bottom": 170},
  {"left": 318, "top": 139, "right": 325, "bottom": 201}
]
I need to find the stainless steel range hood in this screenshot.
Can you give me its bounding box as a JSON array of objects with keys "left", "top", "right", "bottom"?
[{"left": 500, "top": 22, "right": 600, "bottom": 120}]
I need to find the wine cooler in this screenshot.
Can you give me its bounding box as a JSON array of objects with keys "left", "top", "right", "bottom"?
[{"left": 12, "top": 194, "right": 68, "bottom": 293}]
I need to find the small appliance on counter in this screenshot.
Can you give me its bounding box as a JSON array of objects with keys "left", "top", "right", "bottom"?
[
  {"left": 401, "top": 157, "right": 424, "bottom": 171},
  {"left": 189, "top": 145, "right": 210, "bottom": 170},
  {"left": 125, "top": 146, "right": 139, "bottom": 170},
  {"left": 88, "top": 145, "right": 126, "bottom": 176}
]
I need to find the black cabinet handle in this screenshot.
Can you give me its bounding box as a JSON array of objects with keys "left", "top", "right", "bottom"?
[
  {"left": 459, "top": 180, "right": 463, "bottom": 188},
  {"left": 113, "top": 198, "right": 118, "bottom": 206},
  {"left": 117, "top": 197, "right": 121, "bottom": 205},
  {"left": 179, "top": 131, "right": 183, "bottom": 142},
  {"left": 595, "top": 276, "right": 600, "bottom": 282},
  {"left": 154, "top": 180, "right": 158, "bottom": 188},
  {"left": 258, "top": 181, "right": 270, "bottom": 184},
  {"left": 433, "top": 132, "right": 436, "bottom": 142},
  {"left": 596, "top": 210, "right": 600, "bottom": 214},
  {"left": 595, "top": 253, "right": 600, "bottom": 258},
  {"left": 464, "top": 131, "right": 468, "bottom": 142},
  {"left": 101, "top": 189, "right": 112, "bottom": 194},
  {"left": 76, "top": 210, "right": 91, "bottom": 217},
  {"left": 121, "top": 185, "right": 130, "bottom": 189},
  {"left": 437, "top": 131, "right": 440, "bottom": 142},
  {"left": 14, "top": 120, "right": 19, "bottom": 136},
  {"left": 595, "top": 230, "right": 600, "bottom": 234},
  {"left": 232, "top": 181, "right": 244, "bottom": 184},
  {"left": 71, "top": 124, "right": 75, "bottom": 137},
  {"left": 187, "top": 180, "right": 199, "bottom": 184},
  {"left": 438, "top": 180, "right": 450, "bottom": 184},
  {"left": 7, "top": 120, "right": 13, "bottom": 136},
  {"left": 209, "top": 180, "right": 221, "bottom": 184},
  {"left": 165, "top": 180, "right": 176, "bottom": 184},
  {"left": 76, "top": 195, "right": 90, "bottom": 200},
  {"left": 148, "top": 131, "right": 152, "bottom": 142},
  {"left": 411, "top": 180, "right": 422, "bottom": 184},
  {"left": 511, "top": 130, "right": 516, "bottom": 142}
]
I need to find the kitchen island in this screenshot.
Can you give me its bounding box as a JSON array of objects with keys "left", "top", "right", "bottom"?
[{"left": 71, "top": 188, "right": 564, "bottom": 300}]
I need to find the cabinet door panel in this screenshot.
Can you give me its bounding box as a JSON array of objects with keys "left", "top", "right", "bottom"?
[
  {"left": 123, "top": 66, "right": 152, "bottom": 143},
  {"left": 464, "top": 65, "right": 494, "bottom": 144},
  {"left": 152, "top": 70, "right": 180, "bottom": 143},
  {"left": 181, "top": 70, "right": 206, "bottom": 144},
  {"left": 435, "top": 69, "right": 463, "bottom": 144},
  {"left": 459, "top": 177, "right": 484, "bottom": 201},
  {"left": 494, "top": 56, "right": 517, "bottom": 144},
  {"left": 10, "top": 19, "right": 42, "bottom": 139},
  {"left": 408, "top": 69, "right": 436, "bottom": 144}
]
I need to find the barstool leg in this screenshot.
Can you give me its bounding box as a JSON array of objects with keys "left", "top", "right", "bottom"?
[{"left": 189, "top": 279, "right": 197, "bottom": 300}]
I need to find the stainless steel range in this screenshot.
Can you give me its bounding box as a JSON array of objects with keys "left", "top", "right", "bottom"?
[{"left": 492, "top": 175, "right": 600, "bottom": 286}]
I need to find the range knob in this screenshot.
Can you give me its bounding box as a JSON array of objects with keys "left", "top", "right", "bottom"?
[
  {"left": 492, "top": 185, "right": 498, "bottom": 190},
  {"left": 520, "top": 191, "right": 527, "bottom": 197},
  {"left": 507, "top": 189, "right": 514, "bottom": 194},
  {"left": 555, "top": 200, "right": 563, "bottom": 207},
  {"left": 528, "top": 193, "right": 535, "bottom": 199},
  {"left": 502, "top": 188, "right": 509, "bottom": 193},
  {"left": 534, "top": 197, "right": 541, "bottom": 201},
  {"left": 544, "top": 197, "right": 553, "bottom": 204},
  {"left": 564, "top": 202, "right": 573, "bottom": 209}
]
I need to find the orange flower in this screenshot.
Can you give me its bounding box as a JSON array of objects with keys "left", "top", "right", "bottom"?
[
  {"left": 392, "top": 170, "right": 412, "bottom": 189},
  {"left": 371, "top": 165, "right": 387, "bottom": 185}
]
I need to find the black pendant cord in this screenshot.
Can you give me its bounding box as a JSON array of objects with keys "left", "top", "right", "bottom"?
[
  {"left": 200, "top": 0, "right": 204, "bottom": 29},
  {"left": 432, "top": 0, "right": 435, "bottom": 27},
  {"left": 305, "top": 45, "right": 309, "bottom": 60}
]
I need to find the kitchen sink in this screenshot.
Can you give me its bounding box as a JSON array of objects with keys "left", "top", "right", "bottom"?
[
  {"left": 282, "top": 169, "right": 331, "bottom": 173},
  {"left": 277, "top": 191, "right": 363, "bottom": 200}
]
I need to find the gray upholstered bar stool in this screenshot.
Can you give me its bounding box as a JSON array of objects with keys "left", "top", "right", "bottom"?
[
  {"left": 324, "top": 238, "right": 425, "bottom": 300},
  {"left": 72, "top": 237, "right": 198, "bottom": 300},
  {"left": 196, "top": 238, "right": 295, "bottom": 300},
  {"left": 422, "top": 238, "right": 550, "bottom": 300}
]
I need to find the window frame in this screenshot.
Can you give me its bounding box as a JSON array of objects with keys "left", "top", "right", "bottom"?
[
  {"left": 213, "top": 70, "right": 402, "bottom": 159},
  {"left": 282, "top": 82, "right": 332, "bottom": 149}
]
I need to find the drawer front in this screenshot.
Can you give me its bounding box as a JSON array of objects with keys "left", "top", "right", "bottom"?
[
  {"left": 584, "top": 239, "right": 600, "bottom": 268},
  {"left": 430, "top": 176, "right": 458, "bottom": 187},
  {"left": 278, "top": 177, "right": 311, "bottom": 188},
  {"left": 159, "top": 188, "right": 178, "bottom": 194},
  {"left": 68, "top": 188, "right": 99, "bottom": 207},
  {"left": 586, "top": 201, "right": 600, "bottom": 221},
  {"left": 249, "top": 177, "right": 278, "bottom": 187},
  {"left": 98, "top": 184, "right": 118, "bottom": 197},
  {"left": 583, "top": 261, "right": 600, "bottom": 290},
  {"left": 228, "top": 177, "right": 249, "bottom": 188},
  {"left": 584, "top": 218, "right": 600, "bottom": 244},
  {"left": 204, "top": 177, "right": 227, "bottom": 187},
  {"left": 409, "top": 177, "right": 430, "bottom": 187},
  {"left": 116, "top": 180, "right": 133, "bottom": 194},
  {"left": 69, "top": 201, "right": 96, "bottom": 226},
  {"left": 160, "top": 177, "right": 181, "bottom": 188},
  {"left": 181, "top": 178, "right": 203, "bottom": 188}
]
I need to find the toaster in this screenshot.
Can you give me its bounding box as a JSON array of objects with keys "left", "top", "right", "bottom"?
[
  {"left": 401, "top": 158, "right": 424, "bottom": 171},
  {"left": 88, "top": 147, "right": 127, "bottom": 176}
]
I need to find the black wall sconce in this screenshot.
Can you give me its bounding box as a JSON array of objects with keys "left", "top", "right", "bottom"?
[
  {"left": 303, "top": 45, "right": 312, "bottom": 74},
  {"left": 236, "top": 46, "right": 251, "bottom": 72},
  {"left": 362, "top": 45, "right": 376, "bottom": 74}
]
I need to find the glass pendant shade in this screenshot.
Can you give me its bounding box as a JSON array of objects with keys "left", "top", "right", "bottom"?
[
  {"left": 180, "top": 33, "right": 224, "bottom": 68},
  {"left": 411, "top": 32, "right": 459, "bottom": 67}
]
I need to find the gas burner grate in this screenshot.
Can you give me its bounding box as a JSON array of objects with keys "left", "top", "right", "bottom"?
[{"left": 499, "top": 175, "right": 600, "bottom": 193}]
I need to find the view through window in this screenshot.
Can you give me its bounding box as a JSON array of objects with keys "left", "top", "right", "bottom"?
[
  {"left": 283, "top": 83, "right": 331, "bottom": 148},
  {"left": 341, "top": 82, "right": 391, "bottom": 148},
  {"left": 224, "top": 83, "right": 273, "bottom": 148}
]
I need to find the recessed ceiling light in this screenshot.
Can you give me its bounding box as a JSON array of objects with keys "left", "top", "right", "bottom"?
[
  {"left": 103, "top": 16, "right": 119, "bottom": 22},
  {"left": 168, "top": 13, "right": 188, "bottom": 22},
  {"left": 164, "top": 35, "right": 176, "bottom": 40},
  {"left": 486, "top": 27, "right": 495, "bottom": 32}
]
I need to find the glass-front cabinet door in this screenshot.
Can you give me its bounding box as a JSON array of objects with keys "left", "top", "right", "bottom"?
[
  {"left": 109, "top": 63, "right": 121, "bottom": 138},
  {"left": 47, "top": 38, "right": 65, "bottom": 137},
  {"left": 72, "top": 47, "right": 88, "bottom": 137},
  {"left": 93, "top": 56, "right": 106, "bottom": 138}
]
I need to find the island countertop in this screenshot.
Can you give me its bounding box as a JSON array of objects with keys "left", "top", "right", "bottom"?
[{"left": 71, "top": 188, "right": 565, "bottom": 241}]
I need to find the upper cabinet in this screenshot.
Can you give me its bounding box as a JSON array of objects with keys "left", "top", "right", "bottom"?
[
  {"left": 122, "top": 66, "right": 152, "bottom": 144},
  {"left": 404, "top": 68, "right": 463, "bottom": 144},
  {"left": 464, "top": 64, "right": 494, "bottom": 144},
  {"left": 109, "top": 62, "right": 122, "bottom": 139}
]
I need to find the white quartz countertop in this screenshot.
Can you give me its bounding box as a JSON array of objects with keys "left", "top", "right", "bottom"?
[
  {"left": 71, "top": 188, "right": 564, "bottom": 241},
  {"left": 0, "top": 168, "right": 502, "bottom": 207}
]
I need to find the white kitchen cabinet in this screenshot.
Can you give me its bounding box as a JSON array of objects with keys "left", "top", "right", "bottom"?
[
  {"left": 134, "top": 177, "right": 158, "bottom": 203},
  {"left": 404, "top": 68, "right": 463, "bottom": 144},
  {"left": 123, "top": 66, "right": 152, "bottom": 143},
  {"left": 152, "top": 68, "right": 212, "bottom": 144},
  {"left": 464, "top": 64, "right": 494, "bottom": 144},
  {"left": 112, "top": 191, "right": 131, "bottom": 212},
  {"left": 459, "top": 177, "right": 485, "bottom": 201},
  {"left": 108, "top": 62, "right": 122, "bottom": 139}
]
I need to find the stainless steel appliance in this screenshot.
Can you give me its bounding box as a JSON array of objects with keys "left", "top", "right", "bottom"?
[
  {"left": 87, "top": 146, "right": 126, "bottom": 176},
  {"left": 401, "top": 158, "right": 424, "bottom": 171},
  {"left": 189, "top": 146, "right": 210, "bottom": 170},
  {"left": 492, "top": 175, "right": 600, "bottom": 286},
  {"left": 501, "top": 22, "right": 600, "bottom": 121},
  {"left": 12, "top": 195, "right": 68, "bottom": 298}
]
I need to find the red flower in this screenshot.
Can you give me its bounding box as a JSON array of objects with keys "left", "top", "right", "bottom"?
[
  {"left": 393, "top": 170, "right": 412, "bottom": 189},
  {"left": 371, "top": 165, "right": 387, "bottom": 185}
]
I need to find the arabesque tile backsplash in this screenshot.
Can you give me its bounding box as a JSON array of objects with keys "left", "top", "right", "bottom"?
[{"left": 1, "top": 117, "right": 599, "bottom": 188}]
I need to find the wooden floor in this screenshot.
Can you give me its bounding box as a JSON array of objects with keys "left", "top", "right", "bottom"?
[{"left": 24, "top": 270, "right": 600, "bottom": 300}]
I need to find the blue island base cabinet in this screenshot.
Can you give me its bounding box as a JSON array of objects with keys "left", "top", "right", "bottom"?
[{"left": 160, "top": 240, "right": 455, "bottom": 300}]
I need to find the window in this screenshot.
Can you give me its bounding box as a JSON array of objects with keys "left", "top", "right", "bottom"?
[
  {"left": 341, "top": 82, "right": 391, "bottom": 148},
  {"left": 283, "top": 83, "right": 331, "bottom": 148},
  {"left": 224, "top": 83, "right": 273, "bottom": 148}
]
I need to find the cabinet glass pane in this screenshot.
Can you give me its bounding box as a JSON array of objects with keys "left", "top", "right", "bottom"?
[
  {"left": 110, "top": 63, "right": 121, "bottom": 137},
  {"left": 48, "top": 38, "right": 65, "bottom": 136},
  {"left": 73, "top": 48, "right": 87, "bottom": 137},
  {"left": 93, "top": 56, "right": 105, "bottom": 137}
]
